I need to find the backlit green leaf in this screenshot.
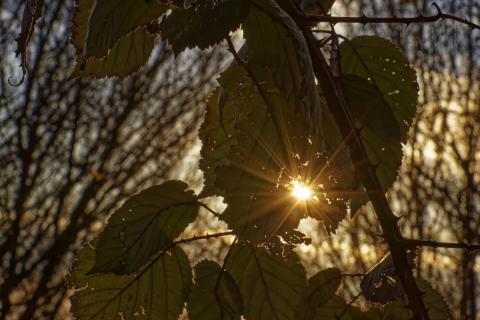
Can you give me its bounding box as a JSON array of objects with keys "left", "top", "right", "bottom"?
[
  {"left": 379, "top": 279, "right": 451, "bottom": 320},
  {"left": 187, "top": 260, "right": 242, "bottom": 320},
  {"left": 71, "top": 0, "right": 94, "bottom": 53},
  {"left": 73, "top": 27, "right": 155, "bottom": 78},
  {"left": 199, "top": 88, "right": 240, "bottom": 197},
  {"left": 91, "top": 180, "right": 198, "bottom": 274},
  {"left": 244, "top": 0, "right": 322, "bottom": 131},
  {"left": 160, "top": 0, "right": 249, "bottom": 55},
  {"left": 214, "top": 65, "right": 347, "bottom": 245},
  {"left": 85, "top": 0, "right": 169, "bottom": 58},
  {"left": 300, "top": 268, "right": 342, "bottom": 319},
  {"left": 226, "top": 242, "right": 307, "bottom": 320},
  {"left": 315, "top": 295, "right": 368, "bottom": 320},
  {"left": 340, "top": 35, "right": 418, "bottom": 139},
  {"left": 341, "top": 75, "right": 402, "bottom": 193},
  {"left": 67, "top": 244, "right": 192, "bottom": 320}
]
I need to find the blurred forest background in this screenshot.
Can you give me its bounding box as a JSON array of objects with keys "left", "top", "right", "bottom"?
[{"left": 0, "top": 0, "right": 479, "bottom": 319}]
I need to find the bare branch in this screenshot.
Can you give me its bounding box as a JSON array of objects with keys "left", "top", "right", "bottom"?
[
  {"left": 304, "top": 3, "right": 480, "bottom": 30},
  {"left": 405, "top": 239, "right": 480, "bottom": 251}
]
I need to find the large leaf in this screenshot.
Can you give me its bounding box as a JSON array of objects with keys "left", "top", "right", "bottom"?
[
  {"left": 341, "top": 75, "right": 402, "bottom": 193},
  {"left": 67, "top": 244, "right": 192, "bottom": 320},
  {"left": 91, "top": 180, "right": 198, "bottom": 274},
  {"left": 214, "top": 65, "right": 347, "bottom": 245},
  {"left": 315, "top": 295, "right": 368, "bottom": 320},
  {"left": 339, "top": 35, "right": 418, "bottom": 139},
  {"left": 85, "top": 0, "right": 169, "bottom": 58},
  {"left": 160, "top": 0, "right": 249, "bottom": 55},
  {"left": 300, "top": 268, "right": 342, "bottom": 320},
  {"left": 416, "top": 279, "right": 451, "bottom": 320},
  {"left": 199, "top": 88, "right": 240, "bottom": 197},
  {"left": 381, "top": 280, "right": 451, "bottom": 320},
  {"left": 244, "top": 0, "right": 322, "bottom": 131},
  {"left": 187, "top": 260, "right": 242, "bottom": 320},
  {"left": 226, "top": 242, "right": 307, "bottom": 320},
  {"left": 73, "top": 27, "right": 155, "bottom": 78}
]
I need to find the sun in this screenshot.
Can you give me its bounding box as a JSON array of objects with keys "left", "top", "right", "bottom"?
[{"left": 291, "top": 180, "right": 313, "bottom": 200}]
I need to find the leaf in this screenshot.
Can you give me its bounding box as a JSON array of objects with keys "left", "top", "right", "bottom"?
[
  {"left": 67, "top": 244, "right": 192, "bottom": 320},
  {"left": 361, "top": 252, "right": 417, "bottom": 304},
  {"left": 382, "top": 301, "right": 412, "bottom": 320},
  {"left": 339, "top": 35, "right": 418, "bottom": 139},
  {"left": 73, "top": 27, "right": 155, "bottom": 78},
  {"left": 244, "top": 0, "right": 322, "bottom": 131},
  {"left": 381, "top": 286, "right": 451, "bottom": 320},
  {"left": 90, "top": 180, "right": 198, "bottom": 275},
  {"left": 187, "top": 260, "right": 242, "bottom": 320},
  {"left": 71, "top": 0, "right": 94, "bottom": 53},
  {"left": 315, "top": 295, "right": 368, "bottom": 320},
  {"left": 85, "top": 0, "right": 169, "bottom": 58},
  {"left": 300, "top": 268, "right": 342, "bottom": 320},
  {"left": 226, "top": 242, "right": 307, "bottom": 320},
  {"left": 417, "top": 279, "right": 451, "bottom": 320},
  {"left": 214, "top": 64, "right": 347, "bottom": 245},
  {"left": 341, "top": 75, "right": 402, "bottom": 193},
  {"left": 160, "top": 0, "right": 249, "bottom": 55},
  {"left": 318, "top": 93, "right": 364, "bottom": 217},
  {"left": 360, "top": 253, "right": 405, "bottom": 304},
  {"left": 199, "top": 88, "right": 239, "bottom": 197}
]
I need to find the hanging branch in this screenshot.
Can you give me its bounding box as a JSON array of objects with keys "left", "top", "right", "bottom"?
[{"left": 302, "top": 3, "right": 480, "bottom": 30}]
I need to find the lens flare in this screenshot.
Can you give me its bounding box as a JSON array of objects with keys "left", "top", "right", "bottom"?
[{"left": 291, "top": 180, "right": 312, "bottom": 200}]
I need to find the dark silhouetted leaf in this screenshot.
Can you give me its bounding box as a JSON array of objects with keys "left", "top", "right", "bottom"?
[
  {"left": 381, "top": 279, "right": 452, "bottom": 320},
  {"left": 315, "top": 295, "right": 368, "bottom": 320},
  {"left": 73, "top": 27, "right": 155, "bottom": 78},
  {"left": 67, "top": 244, "right": 192, "bottom": 320},
  {"left": 226, "top": 243, "right": 306, "bottom": 320},
  {"left": 160, "top": 0, "right": 249, "bottom": 55},
  {"left": 300, "top": 268, "right": 342, "bottom": 319},
  {"left": 341, "top": 75, "right": 402, "bottom": 193},
  {"left": 71, "top": 0, "right": 94, "bottom": 53},
  {"left": 187, "top": 260, "right": 242, "bottom": 320},
  {"left": 91, "top": 180, "right": 198, "bottom": 274},
  {"left": 340, "top": 35, "right": 418, "bottom": 140},
  {"left": 244, "top": 0, "right": 322, "bottom": 131},
  {"left": 85, "top": 0, "right": 168, "bottom": 58},
  {"left": 361, "top": 252, "right": 416, "bottom": 304},
  {"left": 199, "top": 88, "right": 240, "bottom": 197}
]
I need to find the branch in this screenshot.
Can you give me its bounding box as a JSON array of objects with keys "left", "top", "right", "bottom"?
[
  {"left": 405, "top": 238, "right": 480, "bottom": 251},
  {"left": 174, "top": 231, "right": 234, "bottom": 245},
  {"left": 198, "top": 202, "right": 222, "bottom": 217},
  {"left": 303, "top": 3, "right": 480, "bottom": 30},
  {"left": 272, "top": 1, "right": 431, "bottom": 318}
]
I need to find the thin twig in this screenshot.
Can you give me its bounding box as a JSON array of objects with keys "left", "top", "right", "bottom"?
[
  {"left": 198, "top": 202, "right": 222, "bottom": 217},
  {"left": 405, "top": 238, "right": 480, "bottom": 251},
  {"left": 336, "top": 292, "right": 362, "bottom": 320},
  {"left": 304, "top": 3, "right": 480, "bottom": 30},
  {"left": 342, "top": 273, "right": 364, "bottom": 277}
]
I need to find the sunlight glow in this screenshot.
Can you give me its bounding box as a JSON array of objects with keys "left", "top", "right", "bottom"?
[{"left": 291, "top": 180, "right": 313, "bottom": 200}]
